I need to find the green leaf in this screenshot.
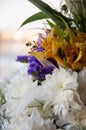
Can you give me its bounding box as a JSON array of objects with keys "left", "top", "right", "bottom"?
[
  {"left": 20, "top": 11, "right": 49, "bottom": 28},
  {"left": 0, "top": 89, "right": 6, "bottom": 108},
  {"left": 47, "top": 20, "right": 67, "bottom": 40},
  {"left": 82, "top": 127, "right": 86, "bottom": 130},
  {"left": 47, "top": 20, "right": 62, "bottom": 36},
  {"left": 54, "top": 14, "right": 70, "bottom": 30},
  {"left": 73, "top": 11, "right": 86, "bottom": 32},
  {"left": 65, "top": 0, "right": 86, "bottom": 32},
  {"left": 27, "top": 0, "right": 71, "bottom": 29}
]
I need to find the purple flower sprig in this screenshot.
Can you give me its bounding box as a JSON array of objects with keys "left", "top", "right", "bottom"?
[
  {"left": 36, "top": 46, "right": 44, "bottom": 52},
  {"left": 28, "top": 56, "right": 54, "bottom": 81},
  {"left": 16, "top": 55, "right": 55, "bottom": 83},
  {"left": 16, "top": 55, "right": 29, "bottom": 63}
]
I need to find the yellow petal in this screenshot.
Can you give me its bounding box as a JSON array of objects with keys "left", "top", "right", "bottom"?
[
  {"left": 53, "top": 55, "right": 65, "bottom": 67},
  {"left": 72, "top": 62, "right": 83, "bottom": 70},
  {"left": 30, "top": 51, "right": 45, "bottom": 61},
  {"left": 74, "top": 48, "right": 83, "bottom": 62}
]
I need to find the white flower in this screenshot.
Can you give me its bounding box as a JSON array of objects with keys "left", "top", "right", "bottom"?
[
  {"left": 7, "top": 109, "right": 57, "bottom": 130},
  {"left": 53, "top": 89, "right": 82, "bottom": 116},
  {"left": 0, "top": 64, "right": 37, "bottom": 117},
  {"left": 78, "top": 67, "right": 86, "bottom": 104},
  {"left": 1, "top": 65, "right": 85, "bottom": 130},
  {"left": 43, "top": 67, "right": 78, "bottom": 92},
  {"left": 14, "top": 67, "right": 83, "bottom": 118},
  {"left": 0, "top": 64, "right": 28, "bottom": 94},
  {"left": 78, "top": 67, "right": 86, "bottom": 87},
  {"left": 55, "top": 108, "right": 86, "bottom": 130},
  {"left": 41, "top": 67, "right": 82, "bottom": 116}
]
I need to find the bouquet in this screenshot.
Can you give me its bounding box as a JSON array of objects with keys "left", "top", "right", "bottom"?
[{"left": 0, "top": 0, "right": 86, "bottom": 130}]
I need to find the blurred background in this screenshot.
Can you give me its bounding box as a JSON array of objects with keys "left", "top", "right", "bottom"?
[{"left": 0, "top": 0, "right": 63, "bottom": 78}]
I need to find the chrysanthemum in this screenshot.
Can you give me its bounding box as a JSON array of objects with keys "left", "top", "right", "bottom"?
[
  {"left": 41, "top": 67, "right": 82, "bottom": 116},
  {"left": 15, "top": 67, "right": 83, "bottom": 119},
  {"left": 0, "top": 64, "right": 37, "bottom": 118},
  {"left": 7, "top": 109, "right": 57, "bottom": 130},
  {"left": 78, "top": 67, "right": 86, "bottom": 104}
]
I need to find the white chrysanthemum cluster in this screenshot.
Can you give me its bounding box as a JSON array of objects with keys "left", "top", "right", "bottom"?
[
  {"left": 0, "top": 65, "right": 86, "bottom": 130},
  {"left": 41, "top": 67, "right": 81, "bottom": 116},
  {"left": 7, "top": 109, "right": 57, "bottom": 130},
  {"left": 0, "top": 64, "right": 36, "bottom": 116},
  {"left": 78, "top": 67, "right": 86, "bottom": 104}
]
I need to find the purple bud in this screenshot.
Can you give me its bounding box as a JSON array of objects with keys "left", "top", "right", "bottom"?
[{"left": 16, "top": 55, "right": 29, "bottom": 63}]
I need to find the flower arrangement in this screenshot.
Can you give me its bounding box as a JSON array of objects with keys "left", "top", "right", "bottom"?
[{"left": 0, "top": 0, "right": 86, "bottom": 130}]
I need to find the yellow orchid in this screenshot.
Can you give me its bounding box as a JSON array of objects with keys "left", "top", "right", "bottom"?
[
  {"left": 30, "top": 29, "right": 86, "bottom": 70},
  {"left": 60, "top": 32, "right": 86, "bottom": 70},
  {"left": 30, "top": 29, "right": 65, "bottom": 67}
]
